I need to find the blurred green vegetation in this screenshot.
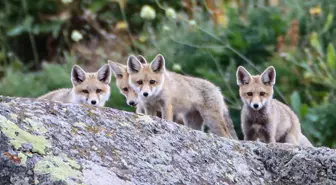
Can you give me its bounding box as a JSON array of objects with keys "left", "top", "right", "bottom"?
[{"left": 0, "top": 0, "right": 335, "bottom": 147}]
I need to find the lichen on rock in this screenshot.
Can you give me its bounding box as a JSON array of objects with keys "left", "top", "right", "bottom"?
[
  {"left": 0, "top": 115, "right": 51, "bottom": 155},
  {"left": 34, "top": 155, "right": 82, "bottom": 183}
]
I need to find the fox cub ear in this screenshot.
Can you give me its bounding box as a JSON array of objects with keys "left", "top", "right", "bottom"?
[
  {"left": 127, "top": 55, "right": 142, "bottom": 74},
  {"left": 150, "top": 54, "right": 165, "bottom": 73},
  {"left": 108, "top": 60, "right": 126, "bottom": 78},
  {"left": 236, "top": 66, "right": 252, "bottom": 85},
  {"left": 137, "top": 55, "right": 147, "bottom": 64},
  {"left": 261, "top": 66, "right": 276, "bottom": 85},
  {"left": 97, "top": 64, "right": 112, "bottom": 84},
  {"left": 71, "top": 65, "right": 86, "bottom": 86}
]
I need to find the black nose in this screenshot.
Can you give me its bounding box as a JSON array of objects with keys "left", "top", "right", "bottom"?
[
  {"left": 253, "top": 104, "right": 259, "bottom": 108},
  {"left": 91, "top": 100, "right": 97, "bottom": 105},
  {"left": 129, "top": 101, "right": 135, "bottom": 106},
  {"left": 143, "top": 92, "right": 148, "bottom": 97}
]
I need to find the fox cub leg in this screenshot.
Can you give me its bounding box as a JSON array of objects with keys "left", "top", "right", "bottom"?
[
  {"left": 243, "top": 127, "right": 258, "bottom": 141},
  {"left": 144, "top": 105, "right": 156, "bottom": 116},
  {"left": 136, "top": 106, "right": 144, "bottom": 114},
  {"left": 199, "top": 109, "right": 231, "bottom": 138},
  {"left": 284, "top": 119, "right": 300, "bottom": 145},
  {"left": 264, "top": 123, "right": 276, "bottom": 143},
  {"left": 161, "top": 103, "right": 173, "bottom": 121},
  {"left": 183, "top": 111, "right": 203, "bottom": 130},
  {"left": 284, "top": 132, "right": 300, "bottom": 145},
  {"left": 243, "top": 123, "right": 276, "bottom": 143},
  {"left": 285, "top": 134, "right": 299, "bottom": 145}
]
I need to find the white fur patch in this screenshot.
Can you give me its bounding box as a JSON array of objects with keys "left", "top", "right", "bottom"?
[
  {"left": 129, "top": 79, "right": 140, "bottom": 94},
  {"left": 249, "top": 102, "right": 263, "bottom": 110},
  {"left": 152, "top": 74, "right": 164, "bottom": 97},
  {"left": 71, "top": 90, "right": 86, "bottom": 104},
  {"left": 98, "top": 89, "right": 111, "bottom": 106}
]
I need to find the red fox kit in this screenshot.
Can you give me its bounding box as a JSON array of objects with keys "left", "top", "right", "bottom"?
[
  {"left": 127, "top": 54, "right": 231, "bottom": 137},
  {"left": 236, "top": 66, "right": 312, "bottom": 146},
  {"left": 38, "top": 64, "right": 112, "bottom": 107},
  {"left": 109, "top": 61, "right": 139, "bottom": 107},
  {"left": 109, "top": 56, "right": 184, "bottom": 125},
  {"left": 108, "top": 55, "right": 148, "bottom": 107}
]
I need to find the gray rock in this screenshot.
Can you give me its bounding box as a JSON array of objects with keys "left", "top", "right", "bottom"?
[{"left": 0, "top": 96, "right": 335, "bottom": 185}]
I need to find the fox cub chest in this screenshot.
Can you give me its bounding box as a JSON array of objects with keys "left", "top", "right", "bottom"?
[
  {"left": 244, "top": 107, "right": 271, "bottom": 141},
  {"left": 245, "top": 108, "right": 269, "bottom": 125}
]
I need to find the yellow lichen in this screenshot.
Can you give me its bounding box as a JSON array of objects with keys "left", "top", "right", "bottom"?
[
  {"left": 60, "top": 153, "right": 81, "bottom": 170},
  {"left": 34, "top": 179, "right": 39, "bottom": 185},
  {"left": 34, "top": 155, "right": 82, "bottom": 183},
  {"left": 0, "top": 115, "right": 51, "bottom": 155},
  {"left": 137, "top": 114, "right": 154, "bottom": 124},
  {"left": 18, "top": 152, "right": 27, "bottom": 167},
  {"left": 24, "top": 118, "right": 48, "bottom": 134},
  {"left": 9, "top": 113, "right": 18, "bottom": 122},
  {"left": 26, "top": 152, "right": 33, "bottom": 157},
  {"left": 119, "top": 122, "right": 129, "bottom": 127},
  {"left": 86, "top": 125, "right": 103, "bottom": 133},
  {"left": 73, "top": 122, "right": 87, "bottom": 128}
]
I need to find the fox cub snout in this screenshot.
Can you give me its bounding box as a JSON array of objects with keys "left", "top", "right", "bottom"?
[
  {"left": 236, "top": 66, "right": 312, "bottom": 147},
  {"left": 38, "top": 64, "right": 112, "bottom": 107}
]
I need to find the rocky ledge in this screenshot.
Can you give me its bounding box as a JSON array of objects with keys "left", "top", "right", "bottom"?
[{"left": 0, "top": 96, "right": 335, "bottom": 185}]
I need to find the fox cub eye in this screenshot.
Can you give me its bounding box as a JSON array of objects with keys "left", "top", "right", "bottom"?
[
  {"left": 82, "top": 90, "right": 89, "bottom": 93},
  {"left": 247, "top": 92, "right": 253, "bottom": 96},
  {"left": 122, "top": 87, "right": 128, "bottom": 92},
  {"left": 137, "top": 80, "right": 143, "bottom": 85},
  {"left": 96, "top": 89, "right": 102, "bottom": 93},
  {"left": 260, "top": 92, "right": 266, "bottom": 96},
  {"left": 150, "top": 80, "right": 156, "bottom": 84}
]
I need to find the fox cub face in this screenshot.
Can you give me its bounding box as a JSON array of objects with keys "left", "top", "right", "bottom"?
[
  {"left": 109, "top": 61, "right": 138, "bottom": 107},
  {"left": 71, "top": 64, "right": 112, "bottom": 106},
  {"left": 127, "top": 54, "right": 165, "bottom": 99},
  {"left": 236, "top": 66, "right": 276, "bottom": 110},
  {"left": 109, "top": 56, "right": 148, "bottom": 107}
]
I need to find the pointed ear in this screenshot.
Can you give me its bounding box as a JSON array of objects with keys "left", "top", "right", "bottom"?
[
  {"left": 236, "top": 66, "right": 252, "bottom": 85},
  {"left": 127, "top": 55, "right": 142, "bottom": 74},
  {"left": 71, "top": 65, "right": 86, "bottom": 86},
  {"left": 150, "top": 54, "right": 165, "bottom": 73},
  {"left": 137, "top": 55, "right": 147, "bottom": 64},
  {"left": 108, "top": 60, "right": 127, "bottom": 78},
  {"left": 97, "top": 64, "right": 112, "bottom": 84},
  {"left": 261, "top": 66, "right": 276, "bottom": 85}
]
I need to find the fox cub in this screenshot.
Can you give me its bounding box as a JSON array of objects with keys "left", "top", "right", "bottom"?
[
  {"left": 109, "top": 56, "right": 184, "bottom": 125},
  {"left": 38, "top": 64, "right": 112, "bottom": 107},
  {"left": 127, "top": 54, "right": 231, "bottom": 138},
  {"left": 108, "top": 56, "right": 147, "bottom": 107},
  {"left": 236, "top": 66, "right": 312, "bottom": 146}
]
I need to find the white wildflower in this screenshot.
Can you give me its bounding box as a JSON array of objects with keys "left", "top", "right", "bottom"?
[
  {"left": 163, "top": 25, "right": 170, "bottom": 31},
  {"left": 140, "top": 5, "right": 156, "bottom": 20},
  {"left": 62, "top": 0, "right": 73, "bottom": 4},
  {"left": 166, "top": 8, "right": 176, "bottom": 19},
  {"left": 71, "top": 30, "right": 83, "bottom": 42},
  {"left": 189, "top": 20, "right": 197, "bottom": 26}
]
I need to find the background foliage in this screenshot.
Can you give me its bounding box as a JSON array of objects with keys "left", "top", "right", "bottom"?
[{"left": 0, "top": 0, "right": 335, "bottom": 147}]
